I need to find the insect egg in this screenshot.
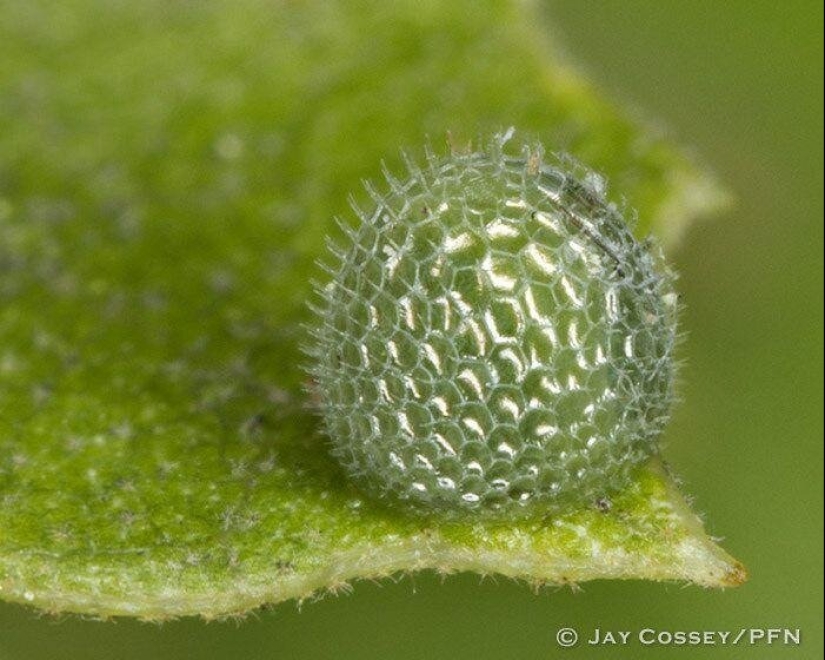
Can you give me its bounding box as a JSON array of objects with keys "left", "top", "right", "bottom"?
[{"left": 307, "top": 131, "right": 678, "bottom": 519}]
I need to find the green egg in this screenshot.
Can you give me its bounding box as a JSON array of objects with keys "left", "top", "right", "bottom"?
[{"left": 307, "top": 131, "right": 678, "bottom": 519}]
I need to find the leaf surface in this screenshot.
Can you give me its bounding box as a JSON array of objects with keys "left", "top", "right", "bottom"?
[{"left": 0, "top": 0, "right": 740, "bottom": 619}]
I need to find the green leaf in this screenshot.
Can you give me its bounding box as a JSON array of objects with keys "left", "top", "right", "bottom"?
[{"left": 0, "top": 0, "right": 741, "bottom": 619}]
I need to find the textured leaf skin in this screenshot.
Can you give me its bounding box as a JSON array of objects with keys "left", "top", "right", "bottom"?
[
  {"left": 311, "top": 135, "right": 677, "bottom": 517},
  {"left": 0, "top": 0, "right": 739, "bottom": 619}
]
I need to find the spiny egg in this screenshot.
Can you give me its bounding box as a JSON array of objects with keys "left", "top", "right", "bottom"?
[{"left": 307, "top": 130, "right": 678, "bottom": 519}]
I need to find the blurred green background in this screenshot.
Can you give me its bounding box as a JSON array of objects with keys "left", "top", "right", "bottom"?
[{"left": 0, "top": 1, "right": 821, "bottom": 658}]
